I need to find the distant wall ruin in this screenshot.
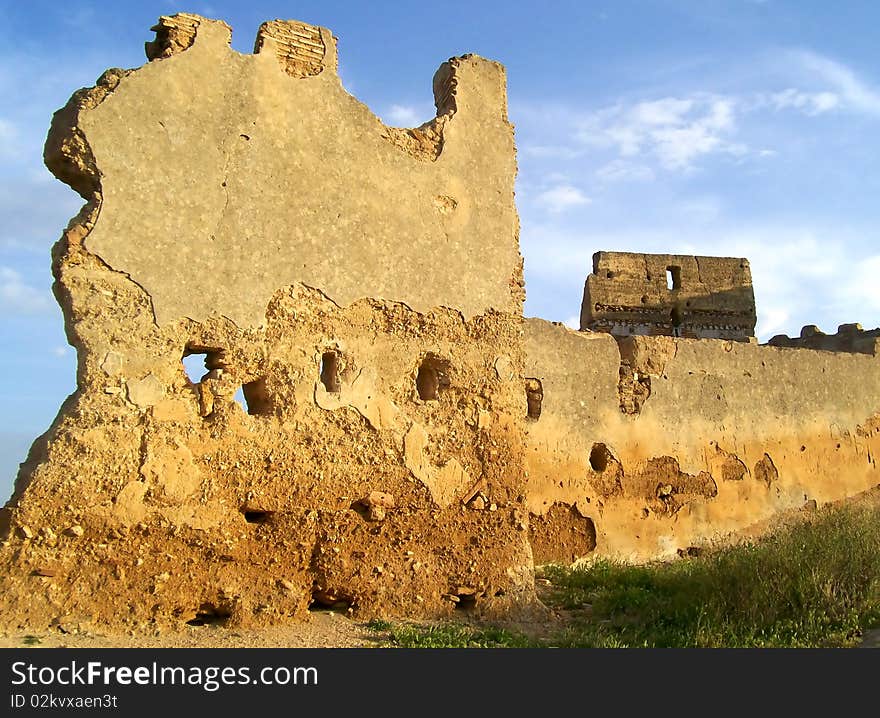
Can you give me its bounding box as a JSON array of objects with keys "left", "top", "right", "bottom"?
[
  {"left": 581, "top": 251, "right": 757, "bottom": 341},
  {"left": 768, "top": 323, "right": 880, "bottom": 355},
  {"left": 524, "top": 318, "right": 880, "bottom": 561}
]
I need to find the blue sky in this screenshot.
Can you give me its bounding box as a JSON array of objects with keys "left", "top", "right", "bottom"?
[{"left": 2, "top": 0, "right": 880, "bottom": 501}]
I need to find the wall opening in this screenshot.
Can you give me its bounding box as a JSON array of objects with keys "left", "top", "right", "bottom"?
[
  {"left": 670, "top": 306, "right": 683, "bottom": 327},
  {"left": 525, "top": 378, "right": 543, "bottom": 420},
  {"left": 589, "top": 443, "right": 610, "bottom": 472},
  {"left": 454, "top": 590, "right": 477, "bottom": 611},
  {"left": 242, "top": 377, "right": 272, "bottom": 415},
  {"left": 182, "top": 346, "right": 224, "bottom": 384},
  {"left": 666, "top": 265, "right": 681, "bottom": 290},
  {"left": 186, "top": 603, "right": 230, "bottom": 627},
  {"left": 309, "top": 588, "right": 351, "bottom": 612},
  {"left": 320, "top": 351, "right": 341, "bottom": 393},
  {"left": 416, "top": 354, "right": 450, "bottom": 401},
  {"left": 242, "top": 509, "right": 274, "bottom": 524}
]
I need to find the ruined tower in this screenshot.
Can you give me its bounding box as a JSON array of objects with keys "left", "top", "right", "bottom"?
[{"left": 581, "top": 251, "right": 757, "bottom": 341}]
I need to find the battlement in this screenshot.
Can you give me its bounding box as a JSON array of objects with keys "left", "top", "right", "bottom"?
[
  {"left": 767, "top": 323, "right": 880, "bottom": 354},
  {"left": 581, "top": 251, "right": 757, "bottom": 341}
]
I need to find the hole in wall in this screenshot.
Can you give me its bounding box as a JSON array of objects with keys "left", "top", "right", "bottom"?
[
  {"left": 525, "top": 378, "right": 543, "bottom": 420},
  {"left": 641, "top": 295, "right": 648, "bottom": 304},
  {"left": 242, "top": 377, "right": 272, "bottom": 415},
  {"left": 186, "top": 603, "right": 230, "bottom": 627},
  {"left": 320, "top": 351, "right": 341, "bottom": 393},
  {"left": 666, "top": 265, "right": 681, "bottom": 290},
  {"left": 242, "top": 509, "right": 274, "bottom": 524},
  {"left": 589, "top": 443, "right": 610, "bottom": 472},
  {"left": 183, "top": 354, "right": 208, "bottom": 383},
  {"left": 309, "top": 588, "right": 351, "bottom": 612},
  {"left": 416, "top": 353, "right": 451, "bottom": 401},
  {"left": 182, "top": 346, "right": 224, "bottom": 384},
  {"left": 606, "top": 270, "right": 614, "bottom": 279},
  {"left": 454, "top": 592, "right": 477, "bottom": 611}
]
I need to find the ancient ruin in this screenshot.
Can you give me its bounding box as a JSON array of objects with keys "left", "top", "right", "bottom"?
[
  {"left": 1, "top": 12, "right": 879, "bottom": 634},
  {"left": 581, "top": 251, "right": 757, "bottom": 340}
]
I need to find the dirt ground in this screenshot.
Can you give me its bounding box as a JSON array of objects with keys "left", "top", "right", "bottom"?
[{"left": 3, "top": 487, "right": 878, "bottom": 649}]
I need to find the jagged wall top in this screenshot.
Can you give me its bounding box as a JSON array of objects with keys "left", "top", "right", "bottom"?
[{"left": 45, "top": 13, "right": 522, "bottom": 327}]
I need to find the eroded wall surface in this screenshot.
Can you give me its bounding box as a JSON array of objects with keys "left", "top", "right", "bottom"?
[
  {"left": 524, "top": 318, "right": 880, "bottom": 562},
  {"left": 582, "top": 251, "right": 757, "bottom": 340},
  {"left": 0, "top": 14, "right": 534, "bottom": 632}
]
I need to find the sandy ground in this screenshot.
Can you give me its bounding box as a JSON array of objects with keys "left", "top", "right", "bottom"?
[{"left": 3, "top": 487, "right": 879, "bottom": 649}]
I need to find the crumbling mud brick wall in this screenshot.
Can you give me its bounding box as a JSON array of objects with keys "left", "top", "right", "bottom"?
[
  {"left": 581, "top": 251, "right": 757, "bottom": 341},
  {"left": 0, "top": 14, "right": 536, "bottom": 632},
  {"left": 524, "top": 318, "right": 880, "bottom": 563},
  {"left": 768, "top": 323, "right": 880, "bottom": 355}
]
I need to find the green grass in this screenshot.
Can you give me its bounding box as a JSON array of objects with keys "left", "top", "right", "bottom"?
[
  {"left": 369, "top": 500, "right": 880, "bottom": 648},
  {"left": 366, "top": 619, "right": 533, "bottom": 647}
]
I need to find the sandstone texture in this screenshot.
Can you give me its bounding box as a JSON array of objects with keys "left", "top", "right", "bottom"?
[{"left": 0, "top": 14, "right": 532, "bottom": 633}]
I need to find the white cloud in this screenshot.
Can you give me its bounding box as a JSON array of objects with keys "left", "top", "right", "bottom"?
[
  {"left": 385, "top": 104, "right": 425, "bottom": 127},
  {"left": 563, "top": 315, "right": 580, "bottom": 329},
  {"left": 596, "top": 160, "right": 655, "bottom": 182},
  {"left": 51, "top": 345, "right": 69, "bottom": 357},
  {"left": 760, "top": 88, "right": 840, "bottom": 115},
  {"left": 0, "top": 266, "right": 52, "bottom": 314},
  {"left": 789, "top": 50, "right": 880, "bottom": 117},
  {"left": 834, "top": 255, "right": 880, "bottom": 314},
  {"left": 534, "top": 184, "right": 592, "bottom": 214},
  {"left": 576, "top": 95, "right": 744, "bottom": 170}
]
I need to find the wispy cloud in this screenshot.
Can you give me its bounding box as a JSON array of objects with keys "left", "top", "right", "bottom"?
[
  {"left": 596, "top": 160, "right": 656, "bottom": 183},
  {"left": 534, "top": 184, "right": 591, "bottom": 214},
  {"left": 763, "top": 88, "right": 839, "bottom": 115},
  {"left": 575, "top": 95, "right": 745, "bottom": 170},
  {"left": 0, "top": 266, "right": 52, "bottom": 315},
  {"left": 384, "top": 104, "right": 430, "bottom": 127},
  {"left": 788, "top": 50, "right": 880, "bottom": 116}
]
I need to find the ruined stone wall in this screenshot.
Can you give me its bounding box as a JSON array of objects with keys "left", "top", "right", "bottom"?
[
  {"left": 524, "top": 318, "right": 880, "bottom": 562},
  {"left": 768, "top": 323, "right": 880, "bottom": 355},
  {"left": 582, "top": 251, "right": 757, "bottom": 341},
  {"left": 0, "top": 14, "right": 534, "bottom": 633}
]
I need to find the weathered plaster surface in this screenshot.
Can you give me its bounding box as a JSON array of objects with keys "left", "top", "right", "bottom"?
[
  {"left": 0, "top": 14, "right": 532, "bottom": 632},
  {"left": 524, "top": 318, "right": 880, "bottom": 561},
  {"left": 67, "top": 15, "right": 520, "bottom": 327}
]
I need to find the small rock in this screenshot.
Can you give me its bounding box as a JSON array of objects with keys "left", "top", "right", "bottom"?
[
  {"left": 63, "top": 525, "right": 84, "bottom": 538},
  {"left": 34, "top": 567, "right": 57, "bottom": 577},
  {"left": 469, "top": 496, "right": 486, "bottom": 511},
  {"left": 41, "top": 527, "right": 57, "bottom": 540},
  {"left": 368, "top": 506, "right": 386, "bottom": 521},
  {"left": 17, "top": 526, "right": 33, "bottom": 540},
  {"left": 488, "top": 503, "right": 497, "bottom": 512},
  {"left": 365, "top": 491, "right": 394, "bottom": 509}
]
